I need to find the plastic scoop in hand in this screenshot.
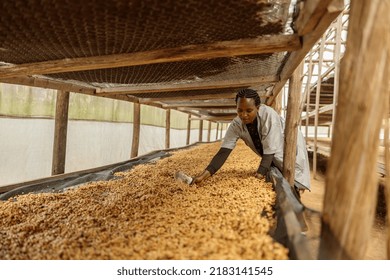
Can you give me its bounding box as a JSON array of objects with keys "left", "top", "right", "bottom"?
[{"left": 174, "top": 171, "right": 193, "bottom": 185}]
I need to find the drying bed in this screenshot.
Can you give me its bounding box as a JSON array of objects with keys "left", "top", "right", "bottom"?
[{"left": 0, "top": 141, "right": 288, "bottom": 259}]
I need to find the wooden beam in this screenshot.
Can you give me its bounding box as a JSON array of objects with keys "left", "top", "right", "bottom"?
[
  {"left": 175, "top": 107, "right": 235, "bottom": 112},
  {"left": 131, "top": 103, "right": 141, "bottom": 158},
  {"left": 96, "top": 75, "right": 278, "bottom": 95},
  {"left": 0, "top": 76, "right": 96, "bottom": 94},
  {"left": 191, "top": 115, "right": 229, "bottom": 121},
  {"left": 300, "top": 119, "right": 332, "bottom": 127},
  {"left": 174, "top": 108, "right": 201, "bottom": 118},
  {"left": 190, "top": 115, "right": 234, "bottom": 121},
  {"left": 210, "top": 117, "right": 235, "bottom": 122},
  {"left": 0, "top": 35, "right": 300, "bottom": 79},
  {"left": 283, "top": 62, "right": 303, "bottom": 186},
  {"left": 215, "top": 123, "right": 219, "bottom": 140},
  {"left": 266, "top": 0, "right": 344, "bottom": 106},
  {"left": 162, "top": 101, "right": 235, "bottom": 108},
  {"left": 295, "top": 0, "right": 336, "bottom": 36},
  {"left": 173, "top": 107, "right": 236, "bottom": 115},
  {"left": 98, "top": 94, "right": 139, "bottom": 103},
  {"left": 52, "top": 90, "right": 70, "bottom": 175},
  {"left": 319, "top": 0, "right": 390, "bottom": 260},
  {"left": 98, "top": 94, "right": 166, "bottom": 110},
  {"left": 300, "top": 104, "right": 334, "bottom": 120},
  {"left": 138, "top": 92, "right": 236, "bottom": 102}
]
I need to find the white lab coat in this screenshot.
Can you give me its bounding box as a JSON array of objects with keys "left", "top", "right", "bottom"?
[{"left": 221, "top": 104, "right": 311, "bottom": 190}]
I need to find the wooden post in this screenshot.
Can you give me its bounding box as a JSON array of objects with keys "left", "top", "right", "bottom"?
[
  {"left": 283, "top": 62, "right": 304, "bottom": 186},
  {"left": 198, "top": 120, "right": 203, "bottom": 142},
  {"left": 385, "top": 102, "right": 390, "bottom": 259},
  {"left": 52, "top": 90, "right": 70, "bottom": 175},
  {"left": 165, "top": 109, "right": 170, "bottom": 149},
  {"left": 319, "top": 0, "right": 390, "bottom": 259},
  {"left": 216, "top": 122, "right": 219, "bottom": 140},
  {"left": 131, "top": 103, "right": 141, "bottom": 158},
  {"left": 186, "top": 114, "right": 191, "bottom": 145},
  {"left": 207, "top": 121, "right": 211, "bottom": 142},
  {"left": 219, "top": 123, "right": 223, "bottom": 138}
]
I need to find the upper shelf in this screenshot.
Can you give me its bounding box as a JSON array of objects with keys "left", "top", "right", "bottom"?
[{"left": 0, "top": 0, "right": 344, "bottom": 121}]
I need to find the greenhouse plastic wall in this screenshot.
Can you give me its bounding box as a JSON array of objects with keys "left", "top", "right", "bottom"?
[{"left": 0, "top": 117, "right": 221, "bottom": 187}]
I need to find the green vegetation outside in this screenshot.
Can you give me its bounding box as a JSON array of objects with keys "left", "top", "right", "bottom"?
[{"left": 0, "top": 83, "right": 220, "bottom": 130}]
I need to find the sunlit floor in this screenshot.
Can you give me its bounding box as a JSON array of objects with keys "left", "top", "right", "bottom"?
[{"left": 301, "top": 172, "right": 387, "bottom": 260}]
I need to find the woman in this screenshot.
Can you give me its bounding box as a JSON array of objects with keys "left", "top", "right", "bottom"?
[{"left": 189, "top": 88, "right": 311, "bottom": 194}]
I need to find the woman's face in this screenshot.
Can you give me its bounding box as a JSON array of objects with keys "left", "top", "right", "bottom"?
[{"left": 236, "top": 97, "right": 259, "bottom": 124}]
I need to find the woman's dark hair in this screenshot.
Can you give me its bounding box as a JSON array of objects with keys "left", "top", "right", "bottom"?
[{"left": 235, "top": 88, "right": 261, "bottom": 106}]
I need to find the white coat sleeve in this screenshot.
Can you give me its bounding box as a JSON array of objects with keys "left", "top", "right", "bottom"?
[{"left": 221, "top": 121, "right": 240, "bottom": 150}]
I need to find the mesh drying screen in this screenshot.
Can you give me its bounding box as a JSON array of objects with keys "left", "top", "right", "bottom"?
[{"left": 0, "top": 0, "right": 292, "bottom": 86}]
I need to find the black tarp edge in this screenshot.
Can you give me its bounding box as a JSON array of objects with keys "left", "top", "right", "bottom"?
[
  {"left": 270, "top": 167, "right": 315, "bottom": 260},
  {"left": 0, "top": 141, "right": 208, "bottom": 201}
]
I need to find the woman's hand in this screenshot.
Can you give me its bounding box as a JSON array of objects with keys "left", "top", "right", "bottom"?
[
  {"left": 254, "top": 172, "right": 265, "bottom": 180},
  {"left": 192, "top": 170, "right": 211, "bottom": 185}
]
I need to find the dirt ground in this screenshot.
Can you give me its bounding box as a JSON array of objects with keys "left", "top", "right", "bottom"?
[{"left": 301, "top": 171, "right": 388, "bottom": 260}]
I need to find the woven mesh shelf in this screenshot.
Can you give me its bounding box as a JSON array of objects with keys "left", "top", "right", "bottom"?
[{"left": 0, "top": 0, "right": 298, "bottom": 120}]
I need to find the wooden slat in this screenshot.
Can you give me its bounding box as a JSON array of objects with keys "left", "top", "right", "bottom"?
[
  {"left": 162, "top": 101, "right": 235, "bottom": 108},
  {"left": 171, "top": 108, "right": 233, "bottom": 115},
  {"left": 190, "top": 115, "right": 234, "bottom": 121},
  {"left": 96, "top": 75, "right": 279, "bottom": 95},
  {"left": 0, "top": 76, "right": 96, "bottom": 94},
  {"left": 176, "top": 109, "right": 201, "bottom": 118},
  {"left": 98, "top": 94, "right": 139, "bottom": 103},
  {"left": 139, "top": 92, "right": 236, "bottom": 102},
  {"left": 100, "top": 93, "right": 165, "bottom": 110},
  {"left": 0, "top": 35, "right": 300, "bottom": 79},
  {"left": 319, "top": 0, "right": 390, "bottom": 259},
  {"left": 300, "top": 104, "right": 334, "bottom": 120}
]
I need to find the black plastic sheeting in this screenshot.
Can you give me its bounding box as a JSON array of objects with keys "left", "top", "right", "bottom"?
[
  {"left": 0, "top": 150, "right": 171, "bottom": 201},
  {"left": 269, "top": 167, "right": 314, "bottom": 260}
]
